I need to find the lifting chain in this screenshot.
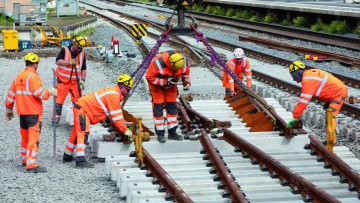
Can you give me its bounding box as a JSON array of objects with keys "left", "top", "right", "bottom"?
[{"left": 122, "top": 27, "right": 173, "bottom": 107}]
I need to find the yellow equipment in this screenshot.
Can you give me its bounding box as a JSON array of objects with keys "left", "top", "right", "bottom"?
[
  {"left": 326, "top": 109, "right": 336, "bottom": 153},
  {"left": 32, "top": 25, "right": 71, "bottom": 47},
  {"left": 1, "top": 29, "right": 19, "bottom": 51}
]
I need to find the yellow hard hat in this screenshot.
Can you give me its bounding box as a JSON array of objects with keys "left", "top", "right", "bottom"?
[
  {"left": 117, "top": 74, "right": 134, "bottom": 88},
  {"left": 169, "top": 52, "right": 184, "bottom": 71},
  {"left": 24, "top": 53, "right": 40, "bottom": 63},
  {"left": 289, "top": 60, "right": 305, "bottom": 73},
  {"left": 73, "top": 36, "right": 86, "bottom": 48}
]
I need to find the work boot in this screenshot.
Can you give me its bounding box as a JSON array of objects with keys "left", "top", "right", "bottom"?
[
  {"left": 168, "top": 127, "right": 183, "bottom": 141},
  {"left": 76, "top": 161, "right": 94, "bottom": 169},
  {"left": 26, "top": 166, "right": 47, "bottom": 173},
  {"left": 157, "top": 130, "right": 166, "bottom": 143},
  {"left": 62, "top": 153, "right": 74, "bottom": 163}
]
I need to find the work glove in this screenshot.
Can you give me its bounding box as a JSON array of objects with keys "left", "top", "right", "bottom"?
[
  {"left": 5, "top": 108, "right": 14, "bottom": 121},
  {"left": 166, "top": 78, "right": 177, "bottom": 86},
  {"left": 183, "top": 84, "right": 190, "bottom": 91},
  {"left": 80, "top": 80, "right": 85, "bottom": 90},
  {"left": 286, "top": 118, "right": 297, "bottom": 129},
  {"left": 124, "top": 129, "right": 133, "bottom": 139},
  {"left": 323, "top": 102, "right": 330, "bottom": 110},
  {"left": 69, "top": 59, "right": 76, "bottom": 65},
  {"left": 230, "top": 91, "right": 236, "bottom": 97},
  {"left": 49, "top": 88, "right": 57, "bottom": 96}
]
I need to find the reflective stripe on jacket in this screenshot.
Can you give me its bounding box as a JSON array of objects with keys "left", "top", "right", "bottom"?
[
  {"left": 77, "top": 85, "right": 127, "bottom": 133},
  {"left": 293, "top": 69, "right": 347, "bottom": 118},
  {"left": 5, "top": 67, "right": 50, "bottom": 114},
  {"left": 146, "top": 51, "right": 191, "bottom": 86},
  {"left": 222, "top": 57, "right": 252, "bottom": 90},
  {"left": 55, "top": 47, "right": 85, "bottom": 84}
]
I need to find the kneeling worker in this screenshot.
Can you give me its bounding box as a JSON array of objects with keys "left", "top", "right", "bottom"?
[{"left": 62, "top": 74, "right": 134, "bottom": 168}]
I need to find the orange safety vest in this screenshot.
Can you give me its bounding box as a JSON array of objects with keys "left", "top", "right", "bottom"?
[
  {"left": 146, "top": 51, "right": 190, "bottom": 86},
  {"left": 222, "top": 57, "right": 252, "bottom": 90},
  {"left": 293, "top": 69, "right": 347, "bottom": 118},
  {"left": 76, "top": 85, "right": 127, "bottom": 133},
  {"left": 5, "top": 67, "right": 50, "bottom": 115},
  {"left": 55, "top": 47, "right": 85, "bottom": 84}
]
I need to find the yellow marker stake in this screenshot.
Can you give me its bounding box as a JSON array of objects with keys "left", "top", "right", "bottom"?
[
  {"left": 326, "top": 109, "right": 336, "bottom": 153},
  {"left": 135, "top": 116, "right": 144, "bottom": 166}
]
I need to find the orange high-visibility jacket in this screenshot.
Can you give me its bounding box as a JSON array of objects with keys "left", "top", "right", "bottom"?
[
  {"left": 222, "top": 57, "right": 252, "bottom": 90},
  {"left": 55, "top": 47, "right": 85, "bottom": 84},
  {"left": 146, "top": 51, "right": 190, "bottom": 86},
  {"left": 293, "top": 69, "right": 347, "bottom": 118},
  {"left": 76, "top": 85, "right": 127, "bottom": 133},
  {"left": 5, "top": 67, "right": 50, "bottom": 115}
]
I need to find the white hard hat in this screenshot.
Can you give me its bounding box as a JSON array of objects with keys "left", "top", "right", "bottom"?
[{"left": 234, "top": 48, "right": 244, "bottom": 59}]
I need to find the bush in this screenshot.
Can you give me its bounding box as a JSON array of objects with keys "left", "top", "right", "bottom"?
[
  {"left": 212, "top": 6, "right": 226, "bottom": 16},
  {"left": 280, "top": 19, "right": 292, "bottom": 26},
  {"left": 264, "top": 14, "right": 278, "bottom": 23},
  {"left": 324, "top": 20, "right": 350, "bottom": 34},
  {"left": 356, "top": 26, "right": 360, "bottom": 37},
  {"left": 310, "top": 18, "right": 325, "bottom": 32},
  {"left": 225, "top": 8, "right": 236, "bottom": 17},
  {"left": 191, "top": 4, "right": 201, "bottom": 11},
  {"left": 235, "top": 10, "right": 252, "bottom": 20},
  {"left": 293, "top": 16, "right": 310, "bottom": 28},
  {"left": 250, "top": 15, "right": 263, "bottom": 22},
  {"left": 204, "top": 5, "right": 214, "bottom": 14}
]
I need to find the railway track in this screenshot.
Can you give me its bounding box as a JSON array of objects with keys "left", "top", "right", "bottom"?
[
  {"left": 83, "top": 1, "right": 360, "bottom": 121},
  {"left": 98, "top": 0, "right": 360, "bottom": 51},
  {"left": 74, "top": 4, "right": 360, "bottom": 202}
]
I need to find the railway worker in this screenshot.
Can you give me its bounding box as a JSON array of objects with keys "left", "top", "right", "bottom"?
[
  {"left": 222, "top": 48, "right": 252, "bottom": 98},
  {"left": 62, "top": 74, "right": 134, "bottom": 168},
  {"left": 286, "top": 60, "right": 348, "bottom": 137},
  {"left": 52, "top": 36, "right": 87, "bottom": 125},
  {"left": 5, "top": 53, "right": 57, "bottom": 173},
  {"left": 146, "top": 50, "right": 191, "bottom": 143}
]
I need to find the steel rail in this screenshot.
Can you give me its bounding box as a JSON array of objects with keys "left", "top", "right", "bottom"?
[
  {"left": 307, "top": 135, "right": 360, "bottom": 194},
  {"left": 239, "top": 35, "right": 360, "bottom": 70},
  {"left": 222, "top": 128, "right": 341, "bottom": 203},
  {"left": 142, "top": 148, "right": 194, "bottom": 203},
  {"left": 84, "top": 3, "right": 204, "bottom": 65},
  {"left": 100, "top": 0, "right": 360, "bottom": 51},
  {"left": 199, "top": 128, "right": 248, "bottom": 203}
]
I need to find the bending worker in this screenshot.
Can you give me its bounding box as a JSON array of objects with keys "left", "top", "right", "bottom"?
[
  {"left": 5, "top": 53, "right": 57, "bottom": 173},
  {"left": 53, "top": 36, "right": 87, "bottom": 125},
  {"left": 222, "top": 48, "right": 252, "bottom": 98},
  {"left": 62, "top": 74, "right": 134, "bottom": 168},
  {"left": 146, "top": 50, "right": 191, "bottom": 143},
  {"left": 286, "top": 61, "right": 348, "bottom": 140}
]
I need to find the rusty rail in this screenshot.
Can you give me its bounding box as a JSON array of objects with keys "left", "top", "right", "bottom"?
[
  {"left": 199, "top": 128, "right": 248, "bottom": 203},
  {"left": 239, "top": 35, "right": 360, "bottom": 69},
  {"left": 307, "top": 135, "right": 360, "bottom": 194},
  {"left": 178, "top": 105, "right": 193, "bottom": 132},
  {"left": 179, "top": 94, "right": 213, "bottom": 130},
  {"left": 222, "top": 128, "right": 341, "bottom": 203},
  {"left": 142, "top": 148, "right": 194, "bottom": 203}
]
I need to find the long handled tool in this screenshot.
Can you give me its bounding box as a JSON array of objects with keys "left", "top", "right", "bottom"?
[{"left": 52, "top": 70, "right": 57, "bottom": 157}]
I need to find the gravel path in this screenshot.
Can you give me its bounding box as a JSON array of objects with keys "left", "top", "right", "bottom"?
[{"left": 0, "top": 58, "right": 126, "bottom": 202}]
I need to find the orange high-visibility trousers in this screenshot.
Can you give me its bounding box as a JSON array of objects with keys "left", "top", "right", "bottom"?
[
  {"left": 56, "top": 81, "right": 81, "bottom": 105},
  {"left": 328, "top": 89, "right": 348, "bottom": 131},
  {"left": 64, "top": 106, "right": 90, "bottom": 162},
  {"left": 20, "top": 115, "right": 42, "bottom": 169},
  {"left": 148, "top": 84, "right": 178, "bottom": 132}
]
